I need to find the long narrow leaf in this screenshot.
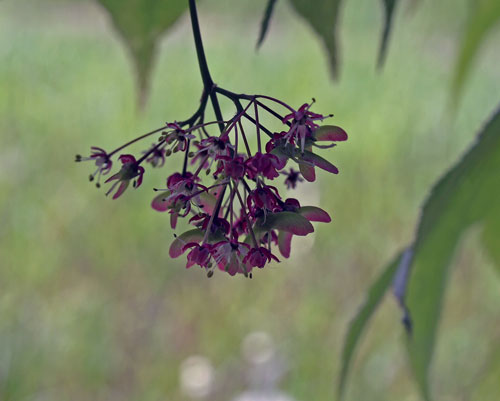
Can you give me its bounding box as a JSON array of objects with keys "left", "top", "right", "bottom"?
[
  {"left": 338, "top": 252, "right": 403, "bottom": 399},
  {"left": 257, "top": 0, "right": 279, "bottom": 49},
  {"left": 378, "top": 0, "right": 399, "bottom": 68}
]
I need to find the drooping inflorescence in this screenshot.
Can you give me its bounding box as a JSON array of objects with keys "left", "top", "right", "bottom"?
[{"left": 76, "top": 90, "right": 347, "bottom": 278}]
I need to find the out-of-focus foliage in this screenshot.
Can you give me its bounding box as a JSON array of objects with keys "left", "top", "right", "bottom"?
[
  {"left": 378, "top": 0, "right": 399, "bottom": 67},
  {"left": 338, "top": 252, "right": 402, "bottom": 399},
  {"left": 452, "top": 0, "right": 500, "bottom": 103},
  {"left": 257, "top": 0, "right": 278, "bottom": 48},
  {"left": 287, "top": 0, "right": 343, "bottom": 78},
  {"left": 1, "top": 0, "right": 500, "bottom": 400},
  {"left": 96, "top": 0, "right": 187, "bottom": 106},
  {"left": 404, "top": 106, "right": 500, "bottom": 400},
  {"left": 341, "top": 106, "right": 500, "bottom": 400}
]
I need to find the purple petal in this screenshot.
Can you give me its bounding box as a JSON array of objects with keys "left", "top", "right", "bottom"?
[
  {"left": 301, "top": 151, "right": 339, "bottom": 174},
  {"left": 151, "top": 191, "right": 171, "bottom": 212},
  {"left": 298, "top": 206, "right": 331, "bottom": 223},
  {"left": 197, "top": 191, "right": 217, "bottom": 215},
  {"left": 135, "top": 166, "right": 145, "bottom": 187},
  {"left": 170, "top": 212, "right": 178, "bottom": 229},
  {"left": 313, "top": 125, "right": 348, "bottom": 142},
  {"left": 259, "top": 212, "right": 314, "bottom": 236},
  {"left": 119, "top": 154, "right": 136, "bottom": 164},
  {"left": 104, "top": 172, "right": 121, "bottom": 183},
  {"left": 169, "top": 229, "right": 204, "bottom": 258},
  {"left": 112, "top": 180, "right": 129, "bottom": 199},
  {"left": 299, "top": 161, "right": 316, "bottom": 182},
  {"left": 278, "top": 231, "right": 293, "bottom": 258}
]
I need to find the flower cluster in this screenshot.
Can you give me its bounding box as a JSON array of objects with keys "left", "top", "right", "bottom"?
[{"left": 76, "top": 92, "right": 347, "bottom": 278}]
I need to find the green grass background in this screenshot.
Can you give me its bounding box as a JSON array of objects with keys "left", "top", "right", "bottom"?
[{"left": 1, "top": 0, "right": 500, "bottom": 400}]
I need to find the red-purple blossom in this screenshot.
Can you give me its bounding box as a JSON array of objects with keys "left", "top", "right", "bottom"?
[
  {"left": 282, "top": 168, "right": 303, "bottom": 189},
  {"left": 144, "top": 144, "right": 166, "bottom": 167},
  {"left": 212, "top": 240, "right": 251, "bottom": 276},
  {"left": 190, "top": 213, "right": 230, "bottom": 237},
  {"left": 151, "top": 172, "right": 208, "bottom": 228},
  {"left": 161, "top": 122, "right": 195, "bottom": 152},
  {"left": 282, "top": 102, "right": 329, "bottom": 153},
  {"left": 243, "top": 246, "right": 279, "bottom": 268},
  {"left": 246, "top": 152, "right": 282, "bottom": 180},
  {"left": 79, "top": 93, "right": 347, "bottom": 277},
  {"left": 104, "top": 154, "right": 144, "bottom": 199},
  {"left": 215, "top": 155, "right": 246, "bottom": 180},
  {"left": 75, "top": 146, "right": 112, "bottom": 187},
  {"left": 183, "top": 243, "right": 213, "bottom": 269},
  {"left": 247, "top": 184, "right": 281, "bottom": 216}
]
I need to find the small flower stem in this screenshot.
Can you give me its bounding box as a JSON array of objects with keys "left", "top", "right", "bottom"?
[
  {"left": 254, "top": 102, "right": 261, "bottom": 153},
  {"left": 188, "top": 0, "right": 224, "bottom": 134},
  {"left": 193, "top": 154, "right": 210, "bottom": 178},
  {"left": 242, "top": 113, "right": 273, "bottom": 138},
  {"left": 238, "top": 120, "right": 252, "bottom": 157},
  {"left": 182, "top": 139, "right": 191, "bottom": 175},
  {"left": 108, "top": 125, "right": 168, "bottom": 157},
  {"left": 256, "top": 100, "right": 290, "bottom": 125},
  {"left": 255, "top": 95, "right": 295, "bottom": 113},
  {"left": 202, "top": 183, "right": 227, "bottom": 243},
  {"left": 136, "top": 140, "right": 165, "bottom": 165},
  {"left": 234, "top": 184, "right": 258, "bottom": 248}
]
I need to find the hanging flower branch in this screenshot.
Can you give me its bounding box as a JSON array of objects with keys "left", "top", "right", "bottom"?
[{"left": 76, "top": 0, "right": 347, "bottom": 278}]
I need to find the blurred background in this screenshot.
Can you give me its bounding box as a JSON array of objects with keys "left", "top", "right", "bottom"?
[{"left": 1, "top": 0, "right": 500, "bottom": 400}]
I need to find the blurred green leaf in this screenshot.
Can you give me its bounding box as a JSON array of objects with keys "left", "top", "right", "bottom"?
[
  {"left": 257, "top": 0, "right": 278, "bottom": 49},
  {"left": 398, "top": 106, "right": 500, "bottom": 400},
  {"left": 288, "top": 0, "right": 343, "bottom": 78},
  {"left": 97, "top": 0, "right": 187, "bottom": 107},
  {"left": 256, "top": 211, "right": 314, "bottom": 235},
  {"left": 378, "top": 0, "right": 399, "bottom": 68},
  {"left": 481, "top": 207, "right": 500, "bottom": 274},
  {"left": 452, "top": 0, "right": 500, "bottom": 102},
  {"left": 338, "top": 252, "right": 402, "bottom": 400},
  {"left": 169, "top": 228, "right": 204, "bottom": 258}
]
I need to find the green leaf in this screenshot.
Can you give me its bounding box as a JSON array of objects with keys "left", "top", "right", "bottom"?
[
  {"left": 255, "top": 211, "right": 314, "bottom": 236},
  {"left": 452, "top": 0, "right": 500, "bottom": 103},
  {"left": 313, "top": 125, "right": 348, "bottom": 142},
  {"left": 338, "top": 252, "right": 402, "bottom": 400},
  {"left": 97, "top": 0, "right": 188, "bottom": 106},
  {"left": 257, "top": 0, "right": 279, "bottom": 49},
  {"left": 169, "top": 228, "right": 204, "bottom": 258},
  {"left": 378, "top": 0, "right": 399, "bottom": 68},
  {"left": 397, "top": 106, "right": 500, "bottom": 400},
  {"left": 482, "top": 208, "right": 500, "bottom": 274},
  {"left": 288, "top": 0, "right": 343, "bottom": 78}
]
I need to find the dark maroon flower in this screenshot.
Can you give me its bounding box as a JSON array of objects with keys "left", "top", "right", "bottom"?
[
  {"left": 75, "top": 146, "right": 113, "bottom": 187},
  {"left": 282, "top": 102, "right": 329, "bottom": 153},
  {"left": 104, "top": 154, "right": 144, "bottom": 199},
  {"left": 161, "top": 122, "right": 195, "bottom": 152},
  {"left": 212, "top": 240, "right": 251, "bottom": 276},
  {"left": 183, "top": 242, "right": 213, "bottom": 269},
  {"left": 246, "top": 152, "right": 282, "bottom": 180},
  {"left": 151, "top": 172, "right": 208, "bottom": 228},
  {"left": 215, "top": 155, "right": 246, "bottom": 180},
  {"left": 282, "top": 168, "right": 303, "bottom": 189},
  {"left": 190, "top": 213, "right": 230, "bottom": 237},
  {"left": 243, "top": 246, "right": 279, "bottom": 268},
  {"left": 247, "top": 184, "right": 281, "bottom": 215},
  {"left": 144, "top": 144, "right": 166, "bottom": 167}
]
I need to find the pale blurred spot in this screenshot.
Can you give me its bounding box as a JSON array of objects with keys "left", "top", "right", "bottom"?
[
  {"left": 290, "top": 234, "right": 315, "bottom": 262},
  {"left": 179, "top": 355, "right": 215, "bottom": 399},
  {"left": 287, "top": 180, "right": 320, "bottom": 207},
  {"left": 242, "top": 331, "right": 275, "bottom": 365},
  {"left": 233, "top": 390, "right": 296, "bottom": 401},
  {"left": 0, "top": 146, "right": 25, "bottom": 183}
]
